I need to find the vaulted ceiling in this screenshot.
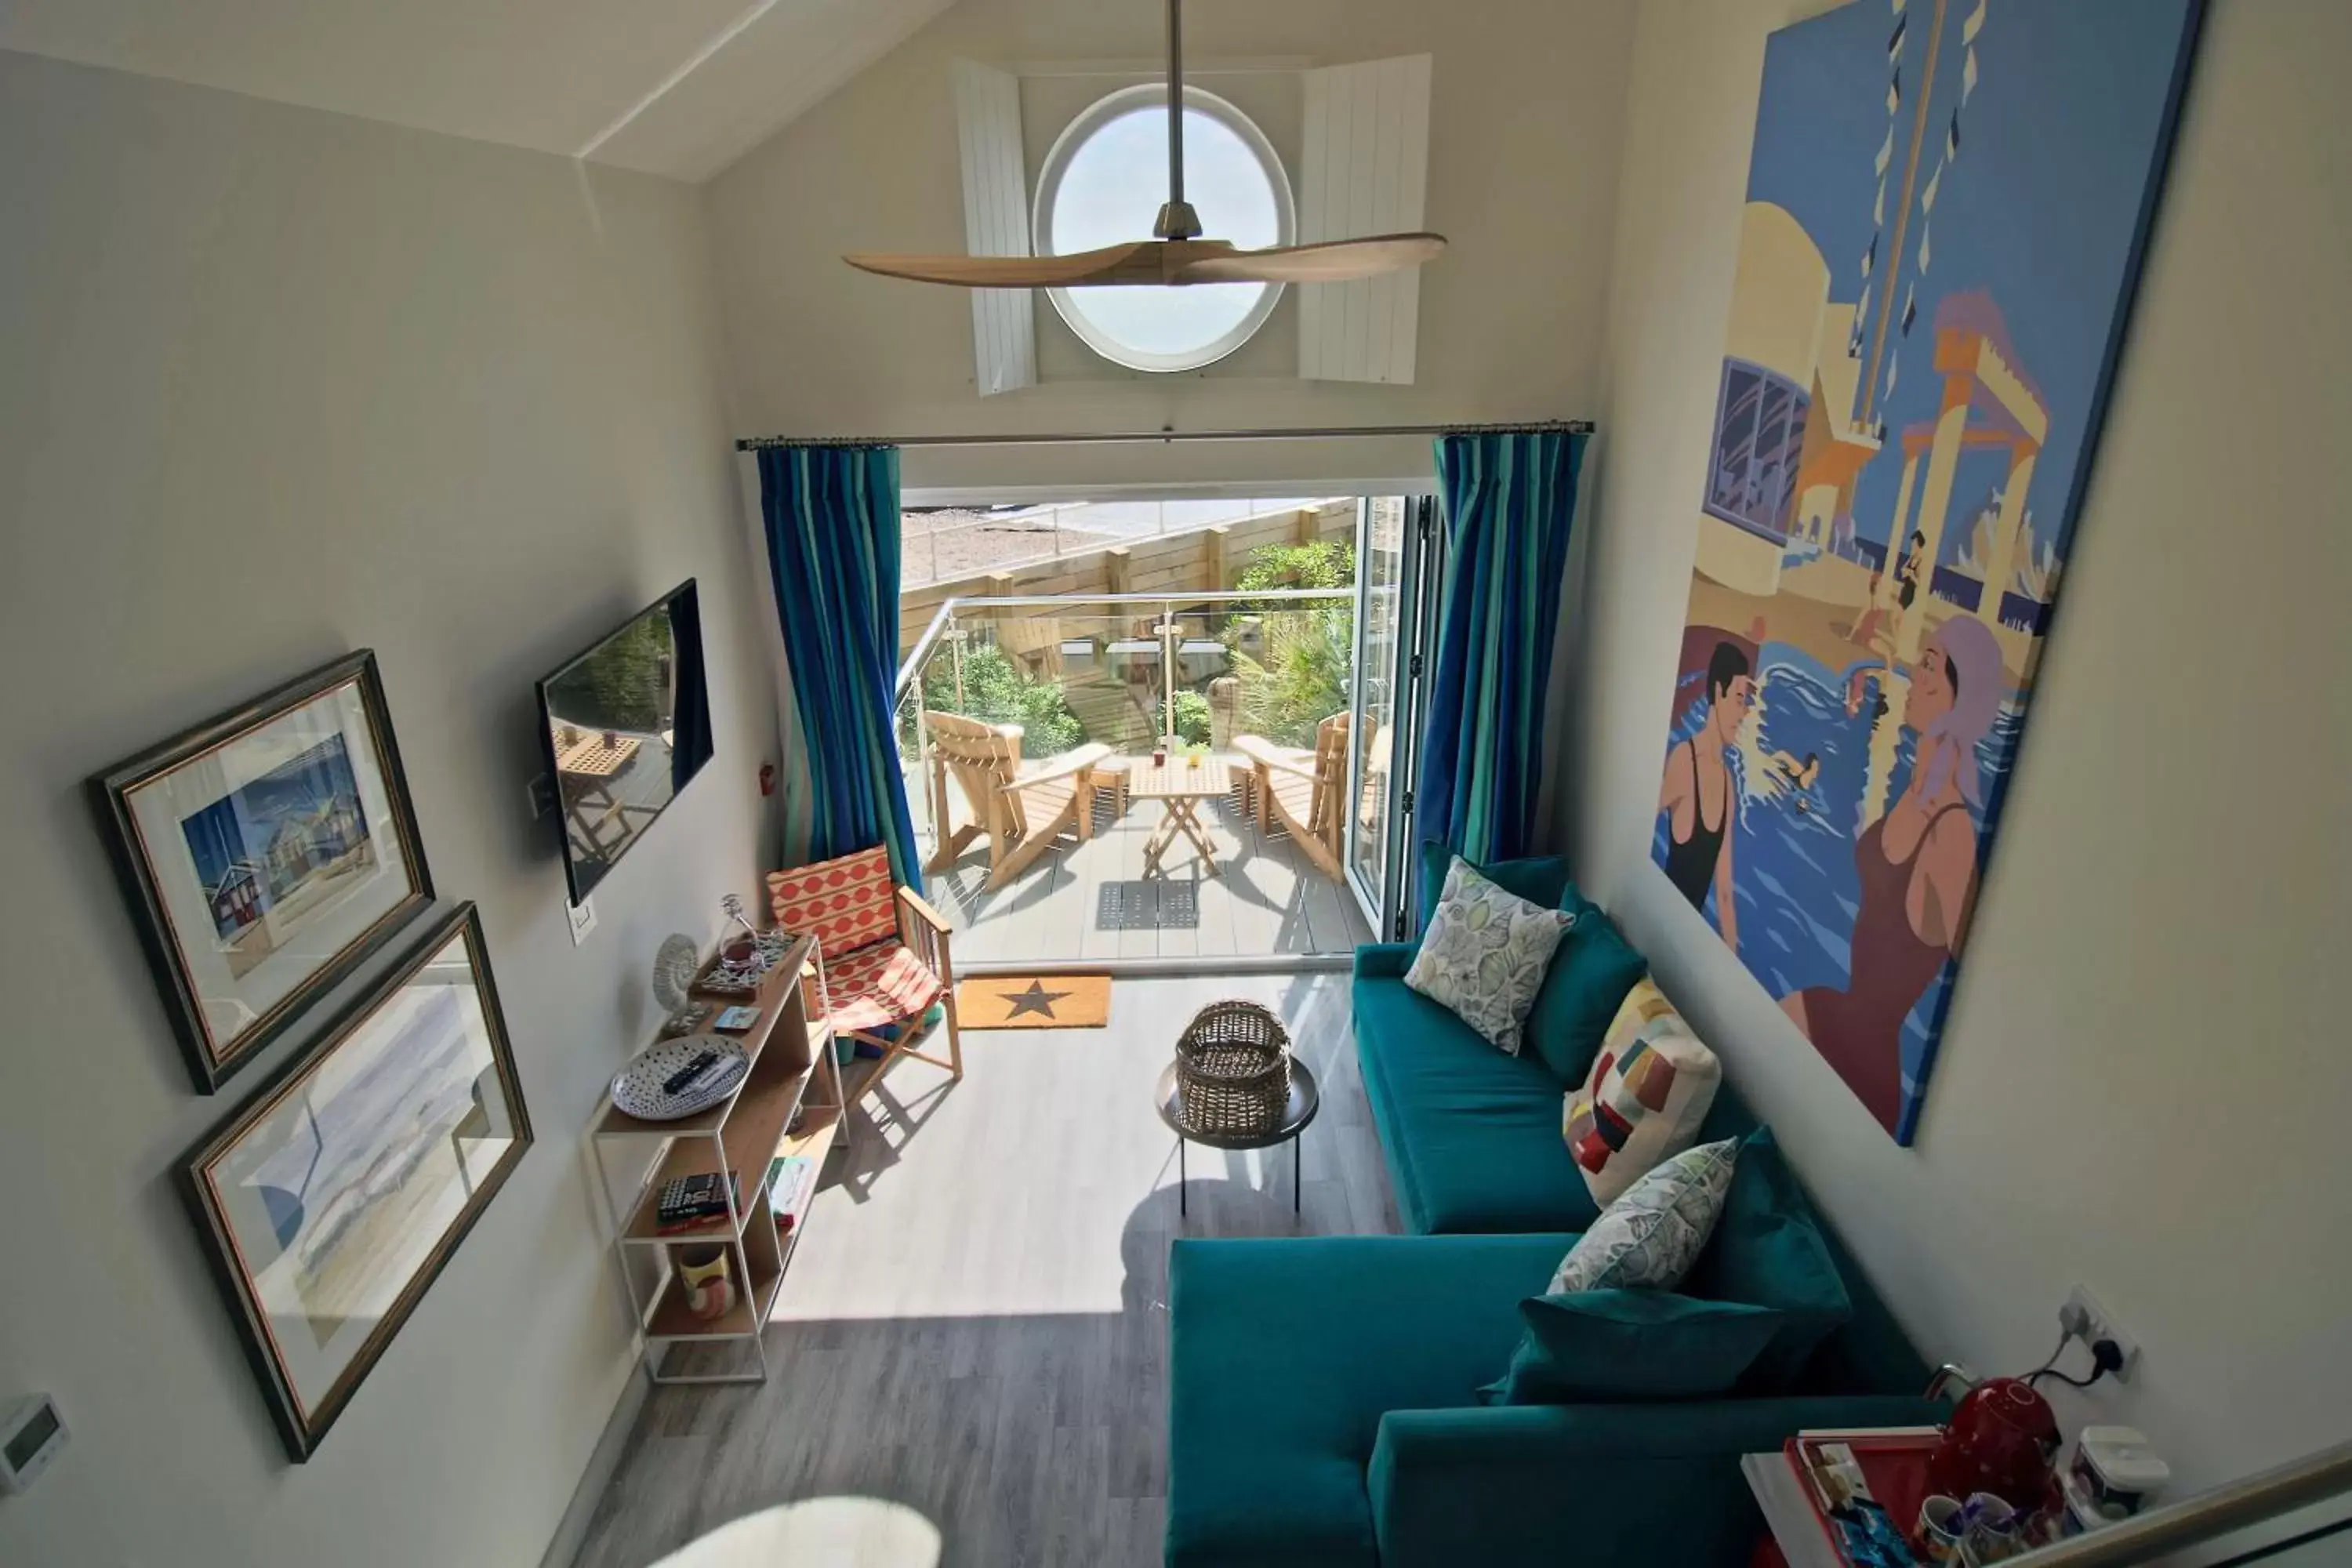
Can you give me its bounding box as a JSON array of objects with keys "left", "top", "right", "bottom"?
[{"left": 0, "top": 0, "right": 958, "bottom": 181}]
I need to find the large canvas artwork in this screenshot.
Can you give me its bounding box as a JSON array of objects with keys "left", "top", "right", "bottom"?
[{"left": 1651, "top": 0, "right": 2202, "bottom": 1142}]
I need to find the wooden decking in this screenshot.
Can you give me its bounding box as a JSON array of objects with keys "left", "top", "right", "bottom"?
[{"left": 915, "top": 779, "right": 1374, "bottom": 964}]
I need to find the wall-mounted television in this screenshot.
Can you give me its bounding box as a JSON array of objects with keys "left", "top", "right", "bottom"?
[{"left": 535, "top": 580, "right": 714, "bottom": 906}]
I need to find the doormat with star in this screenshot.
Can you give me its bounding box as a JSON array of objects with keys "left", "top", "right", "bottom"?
[{"left": 953, "top": 975, "right": 1113, "bottom": 1029}]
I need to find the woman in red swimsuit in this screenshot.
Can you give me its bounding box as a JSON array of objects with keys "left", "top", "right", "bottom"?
[{"left": 1784, "top": 616, "right": 2003, "bottom": 1131}]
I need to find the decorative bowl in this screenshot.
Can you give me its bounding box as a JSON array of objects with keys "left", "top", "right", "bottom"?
[{"left": 612, "top": 1034, "right": 750, "bottom": 1121}]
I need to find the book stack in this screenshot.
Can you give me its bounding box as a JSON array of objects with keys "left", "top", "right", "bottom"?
[
  {"left": 654, "top": 1171, "right": 741, "bottom": 1233},
  {"left": 766, "top": 1155, "right": 819, "bottom": 1236}
]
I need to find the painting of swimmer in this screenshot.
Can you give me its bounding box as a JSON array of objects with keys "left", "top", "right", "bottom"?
[{"left": 1650, "top": 0, "right": 2204, "bottom": 1142}]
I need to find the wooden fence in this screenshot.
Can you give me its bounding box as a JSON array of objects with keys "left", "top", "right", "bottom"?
[{"left": 898, "top": 500, "right": 1356, "bottom": 656}]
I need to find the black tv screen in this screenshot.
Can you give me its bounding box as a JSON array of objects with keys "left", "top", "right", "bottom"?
[{"left": 536, "top": 580, "right": 714, "bottom": 906}]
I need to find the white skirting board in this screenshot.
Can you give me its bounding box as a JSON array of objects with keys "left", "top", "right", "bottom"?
[{"left": 539, "top": 1364, "right": 651, "bottom": 1568}]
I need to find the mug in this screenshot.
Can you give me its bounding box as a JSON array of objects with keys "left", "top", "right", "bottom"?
[
  {"left": 1916, "top": 1495, "right": 1965, "bottom": 1564},
  {"left": 1961, "top": 1492, "right": 2023, "bottom": 1564},
  {"left": 677, "top": 1245, "right": 736, "bottom": 1322}
]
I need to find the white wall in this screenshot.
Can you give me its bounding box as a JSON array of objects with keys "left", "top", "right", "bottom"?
[
  {"left": 1562, "top": 0, "right": 2350, "bottom": 1520},
  {"left": 0, "top": 51, "right": 776, "bottom": 1568},
  {"left": 702, "top": 0, "right": 1636, "bottom": 493}
]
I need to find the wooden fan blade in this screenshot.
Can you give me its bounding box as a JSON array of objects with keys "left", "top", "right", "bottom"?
[
  {"left": 844, "top": 233, "right": 1446, "bottom": 289},
  {"left": 842, "top": 241, "right": 1154, "bottom": 288},
  {"left": 1171, "top": 232, "right": 1448, "bottom": 284}
]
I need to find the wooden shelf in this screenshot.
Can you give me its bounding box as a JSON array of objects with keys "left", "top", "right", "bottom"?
[
  {"left": 773, "top": 1101, "right": 842, "bottom": 1167},
  {"left": 642, "top": 1231, "right": 786, "bottom": 1342},
  {"left": 593, "top": 938, "right": 818, "bottom": 1139},
  {"left": 589, "top": 931, "right": 848, "bottom": 1384},
  {"left": 618, "top": 1062, "right": 815, "bottom": 1243}
]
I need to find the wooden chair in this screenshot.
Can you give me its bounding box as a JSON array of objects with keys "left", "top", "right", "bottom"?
[
  {"left": 1233, "top": 711, "right": 1351, "bottom": 880},
  {"left": 767, "top": 845, "right": 962, "bottom": 1084},
  {"left": 922, "top": 711, "right": 1113, "bottom": 889}
]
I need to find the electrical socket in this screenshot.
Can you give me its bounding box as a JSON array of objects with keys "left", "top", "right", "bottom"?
[{"left": 2062, "top": 1283, "right": 2140, "bottom": 1384}]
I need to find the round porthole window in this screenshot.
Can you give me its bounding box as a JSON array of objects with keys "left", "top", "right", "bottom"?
[{"left": 1033, "top": 85, "right": 1294, "bottom": 373}]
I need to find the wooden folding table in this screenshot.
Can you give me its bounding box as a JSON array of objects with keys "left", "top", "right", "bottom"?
[{"left": 1125, "top": 757, "right": 1232, "bottom": 878}]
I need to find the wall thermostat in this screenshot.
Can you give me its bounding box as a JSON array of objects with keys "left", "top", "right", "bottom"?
[{"left": 0, "top": 1395, "right": 68, "bottom": 1495}]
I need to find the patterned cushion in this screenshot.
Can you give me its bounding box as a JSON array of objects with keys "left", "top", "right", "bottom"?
[
  {"left": 768, "top": 846, "right": 896, "bottom": 958},
  {"left": 1403, "top": 855, "right": 1577, "bottom": 1055},
  {"left": 1548, "top": 1138, "right": 1740, "bottom": 1294},
  {"left": 1563, "top": 979, "right": 1722, "bottom": 1206},
  {"left": 819, "top": 938, "right": 943, "bottom": 1036}
]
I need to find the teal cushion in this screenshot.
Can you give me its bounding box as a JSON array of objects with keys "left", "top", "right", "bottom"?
[
  {"left": 1686, "top": 1127, "right": 1853, "bottom": 1389},
  {"left": 1523, "top": 884, "right": 1649, "bottom": 1087},
  {"left": 1167, "top": 1232, "right": 1574, "bottom": 1568},
  {"left": 1480, "top": 1290, "right": 1787, "bottom": 1405},
  {"left": 1415, "top": 840, "right": 1567, "bottom": 931},
  {"left": 1354, "top": 971, "right": 1604, "bottom": 1235}
]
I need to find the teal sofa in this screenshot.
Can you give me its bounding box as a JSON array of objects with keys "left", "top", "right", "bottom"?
[{"left": 1165, "top": 885, "right": 1940, "bottom": 1568}]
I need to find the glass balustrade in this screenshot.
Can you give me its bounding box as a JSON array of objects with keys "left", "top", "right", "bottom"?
[{"left": 891, "top": 591, "right": 1370, "bottom": 964}]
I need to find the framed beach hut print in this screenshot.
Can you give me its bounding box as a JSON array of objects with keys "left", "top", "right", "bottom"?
[
  {"left": 183, "top": 902, "right": 532, "bottom": 1461},
  {"left": 1649, "top": 0, "right": 2203, "bottom": 1142},
  {"left": 91, "top": 650, "right": 434, "bottom": 1092}
]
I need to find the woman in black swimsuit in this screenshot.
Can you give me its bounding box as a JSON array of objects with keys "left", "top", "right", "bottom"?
[
  {"left": 1658, "top": 641, "right": 1755, "bottom": 949},
  {"left": 1896, "top": 530, "right": 1926, "bottom": 611}
]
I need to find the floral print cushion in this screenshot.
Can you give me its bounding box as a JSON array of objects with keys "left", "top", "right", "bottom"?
[
  {"left": 1403, "top": 855, "right": 1577, "bottom": 1055},
  {"left": 1548, "top": 1138, "right": 1741, "bottom": 1294}
]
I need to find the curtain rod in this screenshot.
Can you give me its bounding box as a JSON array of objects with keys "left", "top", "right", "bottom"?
[{"left": 734, "top": 419, "right": 1593, "bottom": 452}]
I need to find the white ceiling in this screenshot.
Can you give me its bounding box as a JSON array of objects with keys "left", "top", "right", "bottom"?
[{"left": 0, "top": 0, "right": 958, "bottom": 181}]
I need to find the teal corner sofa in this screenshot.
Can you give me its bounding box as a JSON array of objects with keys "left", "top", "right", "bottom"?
[{"left": 1167, "top": 871, "right": 1944, "bottom": 1568}]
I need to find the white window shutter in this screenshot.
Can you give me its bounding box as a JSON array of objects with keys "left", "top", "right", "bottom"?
[
  {"left": 953, "top": 60, "right": 1035, "bottom": 397},
  {"left": 1298, "top": 54, "right": 1432, "bottom": 385}
]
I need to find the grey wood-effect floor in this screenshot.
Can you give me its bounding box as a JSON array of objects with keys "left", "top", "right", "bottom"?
[
  {"left": 916, "top": 789, "right": 1378, "bottom": 966},
  {"left": 571, "top": 974, "right": 1399, "bottom": 1568}
]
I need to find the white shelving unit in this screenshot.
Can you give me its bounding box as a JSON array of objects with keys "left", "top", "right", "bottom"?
[{"left": 589, "top": 934, "right": 848, "bottom": 1385}]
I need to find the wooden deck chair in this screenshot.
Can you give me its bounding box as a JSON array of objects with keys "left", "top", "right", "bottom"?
[
  {"left": 922, "top": 711, "right": 1113, "bottom": 889},
  {"left": 1233, "top": 711, "right": 1351, "bottom": 880},
  {"left": 768, "top": 844, "right": 962, "bottom": 1083}
]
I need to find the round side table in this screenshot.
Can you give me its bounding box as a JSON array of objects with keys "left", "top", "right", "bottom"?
[{"left": 1154, "top": 1057, "right": 1319, "bottom": 1216}]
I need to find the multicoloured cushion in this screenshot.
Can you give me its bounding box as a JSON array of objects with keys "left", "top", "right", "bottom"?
[
  {"left": 1547, "top": 1138, "right": 1740, "bottom": 1294},
  {"left": 1403, "top": 855, "right": 1578, "bottom": 1055},
  {"left": 1479, "top": 1289, "right": 1786, "bottom": 1406},
  {"left": 1563, "top": 979, "right": 1722, "bottom": 1205},
  {"left": 767, "top": 845, "right": 896, "bottom": 958}
]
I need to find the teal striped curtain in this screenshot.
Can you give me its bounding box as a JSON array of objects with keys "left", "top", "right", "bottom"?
[
  {"left": 1414, "top": 428, "right": 1589, "bottom": 867},
  {"left": 757, "top": 445, "right": 922, "bottom": 891}
]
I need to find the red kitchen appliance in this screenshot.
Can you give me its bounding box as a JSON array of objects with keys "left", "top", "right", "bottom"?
[{"left": 1927, "top": 1375, "right": 2061, "bottom": 1510}]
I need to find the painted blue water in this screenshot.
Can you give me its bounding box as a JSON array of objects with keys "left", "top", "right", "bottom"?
[{"left": 1650, "top": 640, "right": 2020, "bottom": 1111}]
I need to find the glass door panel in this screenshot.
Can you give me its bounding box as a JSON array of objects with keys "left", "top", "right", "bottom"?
[
  {"left": 1347, "top": 499, "right": 1404, "bottom": 924},
  {"left": 1345, "top": 495, "right": 1441, "bottom": 939}
]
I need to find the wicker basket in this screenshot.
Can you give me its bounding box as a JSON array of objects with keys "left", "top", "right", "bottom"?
[{"left": 1174, "top": 1000, "right": 1293, "bottom": 1135}]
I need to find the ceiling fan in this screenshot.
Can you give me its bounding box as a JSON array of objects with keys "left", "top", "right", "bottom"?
[{"left": 844, "top": 0, "right": 1447, "bottom": 289}]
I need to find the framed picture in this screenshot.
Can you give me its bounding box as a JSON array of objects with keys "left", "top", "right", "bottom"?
[
  {"left": 91, "top": 650, "right": 434, "bottom": 1092},
  {"left": 183, "top": 902, "right": 532, "bottom": 1461}
]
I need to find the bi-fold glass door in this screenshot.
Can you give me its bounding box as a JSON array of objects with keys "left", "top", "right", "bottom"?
[{"left": 1345, "top": 494, "right": 1443, "bottom": 942}]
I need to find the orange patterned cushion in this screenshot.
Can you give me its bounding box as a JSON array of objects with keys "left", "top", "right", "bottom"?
[
  {"left": 818, "top": 939, "right": 943, "bottom": 1035},
  {"left": 767, "top": 846, "right": 896, "bottom": 957}
]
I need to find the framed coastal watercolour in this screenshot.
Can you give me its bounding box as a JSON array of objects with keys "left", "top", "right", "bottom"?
[
  {"left": 183, "top": 902, "right": 532, "bottom": 1461},
  {"left": 1650, "top": 0, "right": 2203, "bottom": 1142},
  {"left": 91, "top": 650, "right": 434, "bottom": 1092}
]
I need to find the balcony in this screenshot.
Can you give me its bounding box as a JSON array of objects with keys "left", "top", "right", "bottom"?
[{"left": 896, "top": 587, "right": 1381, "bottom": 967}]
